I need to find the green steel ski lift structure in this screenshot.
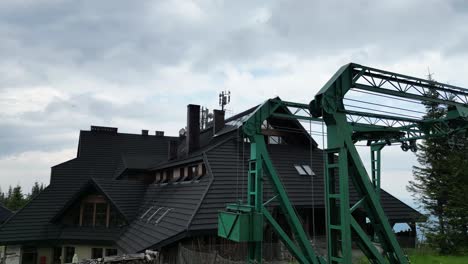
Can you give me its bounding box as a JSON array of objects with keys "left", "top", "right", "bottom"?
[{"left": 217, "top": 63, "right": 468, "bottom": 264}]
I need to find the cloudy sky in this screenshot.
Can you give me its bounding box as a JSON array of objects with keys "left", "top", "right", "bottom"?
[{"left": 1, "top": 0, "right": 467, "bottom": 206}]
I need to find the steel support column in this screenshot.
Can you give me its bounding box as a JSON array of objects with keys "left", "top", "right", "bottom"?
[
  {"left": 370, "top": 144, "right": 385, "bottom": 198},
  {"left": 247, "top": 140, "right": 263, "bottom": 263}
]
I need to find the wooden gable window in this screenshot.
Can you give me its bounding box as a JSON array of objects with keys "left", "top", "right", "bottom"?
[
  {"left": 79, "top": 195, "right": 111, "bottom": 228},
  {"left": 81, "top": 202, "right": 94, "bottom": 226}
]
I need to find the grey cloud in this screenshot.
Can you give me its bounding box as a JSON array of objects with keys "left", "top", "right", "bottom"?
[
  {"left": 1, "top": 0, "right": 468, "bottom": 157},
  {"left": 0, "top": 92, "right": 188, "bottom": 157},
  {"left": 0, "top": 122, "right": 77, "bottom": 157},
  {"left": 196, "top": 0, "right": 468, "bottom": 67},
  {"left": 2, "top": 0, "right": 468, "bottom": 90},
  {"left": 0, "top": 1, "right": 196, "bottom": 89}
]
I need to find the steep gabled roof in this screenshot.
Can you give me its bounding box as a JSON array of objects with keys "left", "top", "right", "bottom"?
[
  {"left": 0, "top": 182, "right": 83, "bottom": 244},
  {"left": 0, "top": 105, "right": 424, "bottom": 251},
  {"left": 92, "top": 178, "right": 147, "bottom": 221},
  {"left": 0, "top": 204, "right": 13, "bottom": 223},
  {"left": 0, "top": 127, "right": 174, "bottom": 244},
  {"left": 51, "top": 178, "right": 146, "bottom": 223}
]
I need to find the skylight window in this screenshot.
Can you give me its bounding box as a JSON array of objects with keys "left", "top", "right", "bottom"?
[
  {"left": 139, "top": 206, "right": 173, "bottom": 225},
  {"left": 294, "top": 165, "right": 307, "bottom": 175},
  {"left": 155, "top": 208, "right": 172, "bottom": 224},
  {"left": 302, "top": 165, "right": 315, "bottom": 176},
  {"left": 294, "top": 165, "right": 315, "bottom": 176}
]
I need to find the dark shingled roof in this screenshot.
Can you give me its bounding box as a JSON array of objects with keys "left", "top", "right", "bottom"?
[
  {"left": 0, "top": 204, "right": 12, "bottom": 223},
  {"left": 0, "top": 128, "right": 175, "bottom": 245},
  {"left": 0, "top": 106, "right": 424, "bottom": 252},
  {"left": 117, "top": 175, "right": 212, "bottom": 252}
]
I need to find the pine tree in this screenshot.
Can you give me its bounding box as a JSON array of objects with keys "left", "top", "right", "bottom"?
[
  {"left": 408, "top": 73, "right": 468, "bottom": 254},
  {"left": 7, "top": 185, "right": 26, "bottom": 211},
  {"left": 0, "top": 187, "right": 5, "bottom": 205},
  {"left": 6, "top": 186, "right": 12, "bottom": 205},
  {"left": 30, "top": 181, "right": 41, "bottom": 198}
]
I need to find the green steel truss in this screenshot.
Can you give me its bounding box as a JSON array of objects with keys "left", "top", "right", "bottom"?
[{"left": 218, "top": 63, "right": 468, "bottom": 264}]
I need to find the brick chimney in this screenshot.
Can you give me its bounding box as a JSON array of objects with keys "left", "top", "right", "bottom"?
[
  {"left": 186, "top": 104, "right": 200, "bottom": 154},
  {"left": 213, "top": 109, "right": 225, "bottom": 134}
]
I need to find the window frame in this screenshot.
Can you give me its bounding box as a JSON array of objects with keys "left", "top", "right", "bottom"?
[
  {"left": 105, "top": 248, "right": 118, "bottom": 257},
  {"left": 294, "top": 164, "right": 308, "bottom": 175},
  {"left": 91, "top": 248, "right": 103, "bottom": 259},
  {"left": 301, "top": 165, "right": 315, "bottom": 176},
  {"left": 79, "top": 195, "right": 112, "bottom": 228},
  {"left": 294, "top": 164, "right": 315, "bottom": 176},
  {"left": 64, "top": 247, "right": 75, "bottom": 263}
]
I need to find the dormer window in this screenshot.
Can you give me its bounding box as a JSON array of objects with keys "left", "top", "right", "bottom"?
[
  {"left": 153, "top": 162, "right": 207, "bottom": 184},
  {"left": 60, "top": 193, "right": 126, "bottom": 228},
  {"left": 80, "top": 195, "right": 110, "bottom": 227},
  {"left": 187, "top": 165, "right": 197, "bottom": 181},
  {"left": 154, "top": 172, "right": 162, "bottom": 184},
  {"left": 178, "top": 167, "right": 185, "bottom": 181},
  {"left": 269, "top": 136, "right": 284, "bottom": 144}
]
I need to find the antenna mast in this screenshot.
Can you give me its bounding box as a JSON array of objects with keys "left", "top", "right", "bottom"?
[{"left": 219, "top": 90, "right": 231, "bottom": 111}]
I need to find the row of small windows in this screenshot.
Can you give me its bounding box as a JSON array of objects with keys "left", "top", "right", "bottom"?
[
  {"left": 91, "top": 248, "right": 118, "bottom": 259},
  {"left": 57, "top": 246, "right": 118, "bottom": 263},
  {"left": 154, "top": 163, "right": 206, "bottom": 184}
]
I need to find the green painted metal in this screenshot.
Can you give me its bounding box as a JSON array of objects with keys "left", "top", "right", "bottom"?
[
  {"left": 310, "top": 63, "right": 468, "bottom": 264},
  {"left": 256, "top": 134, "right": 321, "bottom": 264},
  {"left": 218, "top": 208, "right": 263, "bottom": 242},
  {"left": 262, "top": 207, "right": 311, "bottom": 264},
  {"left": 325, "top": 112, "right": 408, "bottom": 264},
  {"left": 370, "top": 144, "right": 385, "bottom": 198},
  {"left": 370, "top": 144, "right": 384, "bottom": 244},
  {"left": 217, "top": 63, "right": 468, "bottom": 264},
  {"left": 324, "top": 147, "right": 352, "bottom": 263},
  {"left": 350, "top": 216, "right": 386, "bottom": 264}
]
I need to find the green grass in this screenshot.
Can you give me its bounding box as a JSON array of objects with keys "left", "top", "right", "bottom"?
[
  {"left": 356, "top": 249, "right": 468, "bottom": 264},
  {"left": 405, "top": 249, "right": 468, "bottom": 264}
]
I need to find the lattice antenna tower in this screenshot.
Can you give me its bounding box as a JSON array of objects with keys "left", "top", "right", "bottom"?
[
  {"left": 200, "top": 106, "right": 213, "bottom": 130},
  {"left": 219, "top": 90, "right": 231, "bottom": 111}
]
